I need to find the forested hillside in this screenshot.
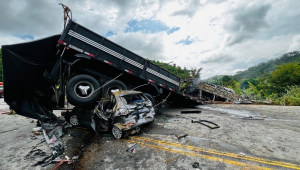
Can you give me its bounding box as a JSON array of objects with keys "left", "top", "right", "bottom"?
[
  {"left": 150, "top": 60, "right": 202, "bottom": 80},
  {"left": 204, "top": 75, "right": 224, "bottom": 84},
  {"left": 234, "top": 51, "right": 300, "bottom": 80},
  {"left": 205, "top": 51, "right": 300, "bottom": 84},
  {"left": 204, "top": 51, "right": 300, "bottom": 105}
]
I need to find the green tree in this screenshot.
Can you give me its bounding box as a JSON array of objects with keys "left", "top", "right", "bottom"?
[
  {"left": 240, "top": 78, "right": 258, "bottom": 89},
  {"left": 269, "top": 63, "right": 300, "bottom": 95},
  {"left": 221, "top": 75, "right": 233, "bottom": 86},
  {"left": 189, "top": 67, "right": 202, "bottom": 79},
  {"left": 150, "top": 60, "right": 190, "bottom": 79},
  {"left": 222, "top": 75, "right": 232, "bottom": 83}
]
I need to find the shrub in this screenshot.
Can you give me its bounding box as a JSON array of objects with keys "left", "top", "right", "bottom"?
[{"left": 272, "top": 86, "right": 300, "bottom": 106}]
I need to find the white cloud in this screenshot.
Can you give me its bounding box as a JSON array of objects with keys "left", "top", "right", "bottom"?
[
  {"left": 108, "top": 31, "right": 166, "bottom": 60},
  {"left": 288, "top": 35, "right": 300, "bottom": 52},
  {"left": 0, "top": 34, "right": 29, "bottom": 46},
  {"left": 1, "top": 0, "right": 300, "bottom": 80}
]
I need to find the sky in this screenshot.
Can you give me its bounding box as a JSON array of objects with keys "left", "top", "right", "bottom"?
[{"left": 1, "top": 0, "right": 300, "bottom": 79}]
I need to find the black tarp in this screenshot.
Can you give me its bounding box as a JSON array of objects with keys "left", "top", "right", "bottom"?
[{"left": 2, "top": 35, "right": 61, "bottom": 121}]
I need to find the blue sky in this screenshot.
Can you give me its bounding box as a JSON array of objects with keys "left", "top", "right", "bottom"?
[
  {"left": 124, "top": 19, "right": 180, "bottom": 35},
  {"left": 105, "top": 19, "right": 180, "bottom": 38},
  {"left": 104, "top": 31, "right": 115, "bottom": 38},
  {"left": 14, "top": 34, "right": 34, "bottom": 40},
  {"left": 176, "top": 36, "right": 193, "bottom": 45}
]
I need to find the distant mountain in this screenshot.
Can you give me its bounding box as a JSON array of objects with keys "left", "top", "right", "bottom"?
[
  {"left": 204, "top": 51, "right": 300, "bottom": 82},
  {"left": 204, "top": 75, "right": 225, "bottom": 84},
  {"left": 234, "top": 51, "right": 300, "bottom": 80}
]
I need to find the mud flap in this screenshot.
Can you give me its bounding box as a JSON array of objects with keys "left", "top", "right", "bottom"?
[{"left": 2, "top": 35, "right": 61, "bottom": 122}]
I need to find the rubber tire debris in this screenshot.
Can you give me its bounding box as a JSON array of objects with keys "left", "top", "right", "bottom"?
[
  {"left": 175, "top": 133, "right": 188, "bottom": 140},
  {"left": 242, "top": 116, "right": 264, "bottom": 120},
  {"left": 181, "top": 111, "right": 201, "bottom": 114},
  {"left": 191, "top": 120, "right": 220, "bottom": 129},
  {"left": 192, "top": 162, "right": 200, "bottom": 168}
]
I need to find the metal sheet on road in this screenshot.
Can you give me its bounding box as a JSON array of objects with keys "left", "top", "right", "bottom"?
[{"left": 125, "top": 136, "right": 300, "bottom": 170}]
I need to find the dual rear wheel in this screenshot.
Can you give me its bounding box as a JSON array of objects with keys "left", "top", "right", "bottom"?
[{"left": 66, "top": 75, "right": 127, "bottom": 107}]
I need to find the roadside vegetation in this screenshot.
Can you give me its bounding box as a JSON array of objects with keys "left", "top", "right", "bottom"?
[
  {"left": 205, "top": 51, "right": 300, "bottom": 105},
  {"left": 151, "top": 60, "right": 202, "bottom": 80},
  {"left": 272, "top": 86, "right": 300, "bottom": 105}
]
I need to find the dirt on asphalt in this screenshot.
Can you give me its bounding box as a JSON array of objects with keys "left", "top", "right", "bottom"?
[
  {"left": 75, "top": 104, "right": 300, "bottom": 170},
  {"left": 1, "top": 99, "right": 300, "bottom": 170}
]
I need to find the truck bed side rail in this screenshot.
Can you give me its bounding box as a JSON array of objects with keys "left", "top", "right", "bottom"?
[{"left": 58, "top": 20, "right": 180, "bottom": 91}]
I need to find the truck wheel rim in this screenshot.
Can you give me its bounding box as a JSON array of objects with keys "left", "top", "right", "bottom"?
[
  {"left": 112, "top": 126, "right": 122, "bottom": 139},
  {"left": 70, "top": 115, "right": 79, "bottom": 125},
  {"left": 74, "top": 81, "right": 94, "bottom": 98}
]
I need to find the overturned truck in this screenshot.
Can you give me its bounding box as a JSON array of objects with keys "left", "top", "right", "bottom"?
[{"left": 1, "top": 18, "right": 202, "bottom": 135}]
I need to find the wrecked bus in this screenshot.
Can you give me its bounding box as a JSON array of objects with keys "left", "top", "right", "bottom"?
[{"left": 1, "top": 19, "right": 202, "bottom": 126}]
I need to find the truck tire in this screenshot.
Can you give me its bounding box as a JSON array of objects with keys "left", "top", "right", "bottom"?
[
  {"left": 144, "top": 93, "right": 156, "bottom": 106},
  {"left": 66, "top": 75, "right": 100, "bottom": 107},
  {"left": 102, "top": 80, "right": 127, "bottom": 97}
]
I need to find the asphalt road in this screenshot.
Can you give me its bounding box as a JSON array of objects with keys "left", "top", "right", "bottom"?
[{"left": 1, "top": 99, "right": 300, "bottom": 170}]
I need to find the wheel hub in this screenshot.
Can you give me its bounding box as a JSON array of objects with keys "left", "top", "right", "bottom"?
[
  {"left": 74, "top": 81, "right": 94, "bottom": 98},
  {"left": 78, "top": 85, "right": 91, "bottom": 95},
  {"left": 112, "top": 126, "right": 122, "bottom": 139},
  {"left": 69, "top": 115, "right": 79, "bottom": 126}
]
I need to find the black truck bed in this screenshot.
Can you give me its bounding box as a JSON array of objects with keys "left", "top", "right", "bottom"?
[{"left": 58, "top": 20, "right": 201, "bottom": 105}]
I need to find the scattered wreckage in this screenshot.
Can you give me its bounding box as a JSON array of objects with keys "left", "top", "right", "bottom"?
[
  {"left": 0, "top": 4, "right": 247, "bottom": 169},
  {"left": 179, "top": 77, "right": 252, "bottom": 104},
  {"left": 1, "top": 4, "right": 250, "bottom": 145},
  {"left": 195, "top": 82, "right": 252, "bottom": 104},
  {"left": 1, "top": 4, "right": 200, "bottom": 141},
  {"left": 1, "top": 4, "right": 246, "bottom": 139},
  {"left": 191, "top": 119, "right": 220, "bottom": 129}
]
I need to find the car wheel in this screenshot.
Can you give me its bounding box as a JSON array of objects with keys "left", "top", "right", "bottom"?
[
  {"left": 65, "top": 113, "right": 79, "bottom": 126},
  {"left": 144, "top": 93, "right": 156, "bottom": 106},
  {"left": 102, "top": 80, "right": 127, "bottom": 97},
  {"left": 112, "top": 125, "right": 123, "bottom": 139},
  {"left": 0, "top": 93, "right": 4, "bottom": 98},
  {"left": 66, "top": 75, "right": 100, "bottom": 107}
]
